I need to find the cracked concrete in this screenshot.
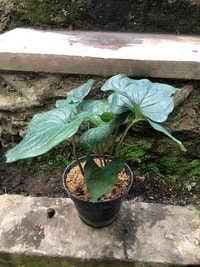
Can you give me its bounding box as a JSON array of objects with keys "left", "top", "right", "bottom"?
[{"left": 0, "top": 194, "right": 199, "bottom": 266}]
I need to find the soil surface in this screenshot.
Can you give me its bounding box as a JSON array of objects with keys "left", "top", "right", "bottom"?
[{"left": 65, "top": 157, "right": 131, "bottom": 201}]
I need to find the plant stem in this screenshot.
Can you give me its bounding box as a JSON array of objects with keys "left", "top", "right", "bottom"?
[
  {"left": 72, "top": 136, "right": 84, "bottom": 176},
  {"left": 114, "top": 118, "right": 143, "bottom": 157},
  {"left": 109, "top": 126, "right": 119, "bottom": 158},
  {"left": 96, "top": 144, "right": 106, "bottom": 167}
]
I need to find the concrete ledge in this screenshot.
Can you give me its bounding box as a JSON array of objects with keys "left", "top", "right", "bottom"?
[
  {"left": 0, "top": 194, "right": 199, "bottom": 266},
  {"left": 0, "top": 28, "right": 200, "bottom": 79}
]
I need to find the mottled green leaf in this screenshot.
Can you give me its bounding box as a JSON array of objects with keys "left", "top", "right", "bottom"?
[
  {"left": 84, "top": 156, "right": 124, "bottom": 201},
  {"left": 79, "top": 112, "right": 129, "bottom": 151}
]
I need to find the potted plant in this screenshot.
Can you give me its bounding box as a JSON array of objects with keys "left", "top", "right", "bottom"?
[{"left": 6, "top": 74, "right": 186, "bottom": 227}]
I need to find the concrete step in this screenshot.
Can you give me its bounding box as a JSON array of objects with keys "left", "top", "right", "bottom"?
[
  {"left": 0, "top": 28, "right": 200, "bottom": 79},
  {"left": 0, "top": 194, "right": 199, "bottom": 266}
]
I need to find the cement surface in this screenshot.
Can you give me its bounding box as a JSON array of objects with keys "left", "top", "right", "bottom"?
[
  {"left": 0, "top": 28, "right": 200, "bottom": 79},
  {"left": 0, "top": 194, "right": 199, "bottom": 266}
]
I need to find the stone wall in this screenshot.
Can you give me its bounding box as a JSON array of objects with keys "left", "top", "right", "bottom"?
[
  {"left": 0, "top": 73, "right": 86, "bottom": 145},
  {"left": 0, "top": 73, "right": 199, "bottom": 151}
]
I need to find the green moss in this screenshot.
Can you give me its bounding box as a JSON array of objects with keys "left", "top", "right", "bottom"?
[
  {"left": 14, "top": 0, "right": 87, "bottom": 28},
  {"left": 122, "top": 138, "right": 199, "bottom": 203},
  {"left": 15, "top": 144, "right": 74, "bottom": 174},
  {"left": 179, "top": 159, "right": 200, "bottom": 177},
  {"left": 13, "top": 135, "right": 199, "bottom": 186},
  {"left": 152, "top": 149, "right": 200, "bottom": 179},
  {"left": 122, "top": 139, "right": 200, "bottom": 180},
  {"left": 0, "top": 254, "right": 137, "bottom": 267},
  {"left": 121, "top": 140, "right": 152, "bottom": 162},
  {"left": 2, "top": 0, "right": 200, "bottom": 34}
]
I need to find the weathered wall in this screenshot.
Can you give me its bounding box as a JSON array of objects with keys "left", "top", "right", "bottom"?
[
  {"left": 0, "top": 74, "right": 82, "bottom": 144},
  {"left": 0, "top": 73, "right": 199, "bottom": 149},
  {"left": 0, "top": 0, "right": 200, "bottom": 33}
]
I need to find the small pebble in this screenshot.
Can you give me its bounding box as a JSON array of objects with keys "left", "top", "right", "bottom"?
[
  {"left": 134, "top": 195, "right": 145, "bottom": 202},
  {"left": 47, "top": 208, "right": 55, "bottom": 219}
]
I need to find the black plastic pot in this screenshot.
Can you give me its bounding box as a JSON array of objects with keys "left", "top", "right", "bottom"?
[{"left": 62, "top": 155, "right": 134, "bottom": 228}]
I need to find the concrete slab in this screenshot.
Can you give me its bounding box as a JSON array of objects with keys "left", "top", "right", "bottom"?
[
  {"left": 0, "top": 28, "right": 200, "bottom": 79},
  {"left": 0, "top": 194, "right": 199, "bottom": 266}
]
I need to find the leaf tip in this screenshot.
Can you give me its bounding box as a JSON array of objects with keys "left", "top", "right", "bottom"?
[{"left": 180, "top": 144, "right": 187, "bottom": 152}]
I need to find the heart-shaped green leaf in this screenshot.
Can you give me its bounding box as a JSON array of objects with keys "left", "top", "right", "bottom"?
[
  {"left": 66, "top": 79, "right": 95, "bottom": 104},
  {"left": 6, "top": 80, "right": 100, "bottom": 163}
]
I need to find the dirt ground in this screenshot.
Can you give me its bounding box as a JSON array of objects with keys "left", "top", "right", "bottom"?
[
  {"left": 0, "top": 160, "right": 199, "bottom": 207},
  {"left": 0, "top": 138, "right": 199, "bottom": 207}
]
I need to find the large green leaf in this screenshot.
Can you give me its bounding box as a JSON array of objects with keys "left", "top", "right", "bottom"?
[
  {"left": 102, "top": 74, "right": 178, "bottom": 122},
  {"left": 79, "top": 112, "right": 129, "bottom": 151},
  {"left": 84, "top": 156, "right": 125, "bottom": 201},
  {"left": 147, "top": 119, "right": 186, "bottom": 152},
  {"left": 101, "top": 73, "right": 136, "bottom": 92},
  {"left": 79, "top": 123, "right": 113, "bottom": 151},
  {"left": 6, "top": 80, "right": 99, "bottom": 163},
  {"left": 102, "top": 74, "right": 177, "bottom": 96},
  {"left": 107, "top": 93, "right": 134, "bottom": 114},
  {"left": 6, "top": 108, "right": 85, "bottom": 162},
  {"left": 5, "top": 105, "right": 105, "bottom": 163},
  {"left": 80, "top": 99, "right": 110, "bottom": 113}
]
